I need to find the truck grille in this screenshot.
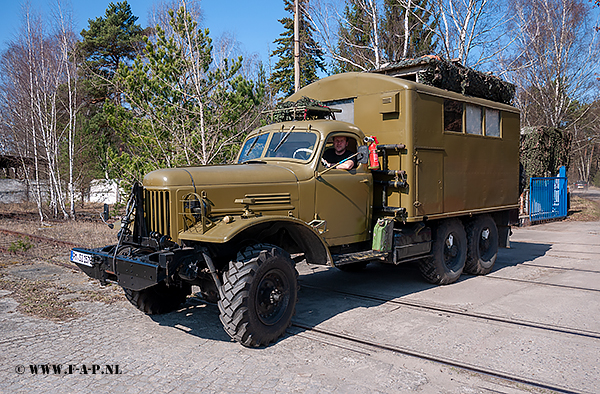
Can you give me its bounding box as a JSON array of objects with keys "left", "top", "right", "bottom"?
[{"left": 145, "top": 189, "right": 170, "bottom": 237}]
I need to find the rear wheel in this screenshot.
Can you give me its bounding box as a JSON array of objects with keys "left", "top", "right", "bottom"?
[
  {"left": 418, "top": 219, "right": 466, "bottom": 285},
  {"left": 465, "top": 215, "right": 498, "bottom": 275},
  {"left": 218, "top": 244, "right": 298, "bottom": 347}
]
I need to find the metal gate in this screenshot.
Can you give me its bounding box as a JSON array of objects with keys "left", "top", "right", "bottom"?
[{"left": 529, "top": 171, "right": 568, "bottom": 222}]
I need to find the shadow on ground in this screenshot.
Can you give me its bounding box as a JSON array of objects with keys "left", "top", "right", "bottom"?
[{"left": 147, "top": 239, "right": 552, "bottom": 346}]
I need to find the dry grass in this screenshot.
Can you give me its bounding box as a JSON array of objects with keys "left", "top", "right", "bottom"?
[
  {"left": 0, "top": 206, "right": 118, "bottom": 248},
  {"left": 567, "top": 195, "right": 600, "bottom": 222},
  {"left": 0, "top": 275, "right": 124, "bottom": 321},
  {"left": 0, "top": 203, "right": 126, "bottom": 320}
]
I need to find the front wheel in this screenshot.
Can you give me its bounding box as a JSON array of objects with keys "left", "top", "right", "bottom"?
[
  {"left": 123, "top": 282, "right": 191, "bottom": 315},
  {"left": 418, "top": 219, "right": 467, "bottom": 285},
  {"left": 218, "top": 244, "right": 298, "bottom": 347}
]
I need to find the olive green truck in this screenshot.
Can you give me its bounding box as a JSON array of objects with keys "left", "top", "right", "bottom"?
[{"left": 71, "top": 71, "right": 520, "bottom": 347}]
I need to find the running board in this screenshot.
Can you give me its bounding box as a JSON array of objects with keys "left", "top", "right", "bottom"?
[{"left": 333, "top": 250, "right": 389, "bottom": 266}]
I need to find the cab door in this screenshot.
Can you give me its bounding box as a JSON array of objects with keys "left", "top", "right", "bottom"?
[{"left": 314, "top": 134, "right": 372, "bottom": 246}]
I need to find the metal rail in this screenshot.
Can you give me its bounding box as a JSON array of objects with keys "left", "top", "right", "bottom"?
[
  {"left": 299, "top": 283, "right": 600, "bottom": 340},
  {"left": 0, "top": 228, "right": 83, "bottom": 248},
  {"left": 288, "top": 322, "right": 589, "bottom": 394}
]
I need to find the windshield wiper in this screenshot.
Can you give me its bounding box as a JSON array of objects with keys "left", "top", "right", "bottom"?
[
  {"left": 273, "top": 125, "right": 295, "bottom": 153},
  {"left": 245, "top": 130, "right": 266, "bottom": 157}
]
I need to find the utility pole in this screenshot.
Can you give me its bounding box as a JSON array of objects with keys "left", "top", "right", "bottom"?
[{"left": 294, "top": 0, "right": 300, "bottom": 92}]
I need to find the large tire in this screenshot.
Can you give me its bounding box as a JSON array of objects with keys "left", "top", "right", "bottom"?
[
  {"left": 123, "top": 282, "right": 191, "bottom": 315},
  {"left": 418, "top": 219, "right": 467, "bottom": 285},
  {"left": 218, "top": 244, "right": 298, "bottom": 347},
  {"left": 464, "top": 215, "right": 498, "bottom": 275}
]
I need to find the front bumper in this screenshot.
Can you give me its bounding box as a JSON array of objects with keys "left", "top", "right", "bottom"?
[{"left": 70, "top": 246, "right": 166, "bottom": 291}]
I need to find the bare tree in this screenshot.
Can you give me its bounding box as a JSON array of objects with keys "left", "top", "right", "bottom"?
[
  {"left": 505, "top": 0, "right": 600, "bottom": 129},
  {"left": 307, "top": 0, "right": 383, "bottom": 71},
  {"left": 0, "top": 2, "right": 79, "bottom": 222},
  {"left": 52, "top": 0, "right": 79, "bottom": 219},
  {"left": 430, "top": 0, "right": 509, "bottom": 67}
]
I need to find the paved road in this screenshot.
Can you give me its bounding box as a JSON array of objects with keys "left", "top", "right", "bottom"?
[
  {"left": 571, "top": 185, "right": 600, "bottom": 200},
  {"left": 1, "top": 220, "right": 599, "bottom": 393}
]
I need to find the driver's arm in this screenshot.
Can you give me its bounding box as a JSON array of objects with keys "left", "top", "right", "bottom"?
[{"left": 334, "top": 160, "right": 354, "bottom": 170}]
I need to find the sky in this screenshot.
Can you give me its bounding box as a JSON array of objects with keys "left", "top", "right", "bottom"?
[{"left": 0, "top": 0, "right": 288, "bottom": 64}]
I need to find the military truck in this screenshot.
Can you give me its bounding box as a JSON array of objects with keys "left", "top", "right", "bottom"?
[{"left": 71, "top": 70, "right": 520, "bottom": 347}]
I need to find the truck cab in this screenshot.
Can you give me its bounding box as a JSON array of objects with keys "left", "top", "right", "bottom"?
[{"left": 235, "top": 120, "right": 373, "bottom": 247}]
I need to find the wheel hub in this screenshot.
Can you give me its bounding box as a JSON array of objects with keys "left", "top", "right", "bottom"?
[
  {"left": 444, "top": 232, "right": 460, "bottom": 268},
  {"left": 256, "top": 269, "right": 289, "bottom": 326}
]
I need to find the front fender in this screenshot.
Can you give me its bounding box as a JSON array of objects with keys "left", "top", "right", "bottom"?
[{"left": 179, "top": 215, "right": 332, "bottom": 266}]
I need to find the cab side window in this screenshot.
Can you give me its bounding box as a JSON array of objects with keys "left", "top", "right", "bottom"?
[{"left": 322, "top": 134, "right": 360, "bottom": 170}]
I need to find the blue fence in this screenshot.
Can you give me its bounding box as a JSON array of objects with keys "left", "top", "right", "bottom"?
[{"left": 529, "top": 175, "right": 568, "bottom": 222}]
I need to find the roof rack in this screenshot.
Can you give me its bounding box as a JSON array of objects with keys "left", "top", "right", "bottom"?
[{"left": 264, "top": 97, "right": 341, "bottom": 123}]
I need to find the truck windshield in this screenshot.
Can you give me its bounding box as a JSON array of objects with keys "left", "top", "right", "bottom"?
[
  {"left": 238, "top": 131, "right": 318, "bottom": 162},
  {"left": 238, "top": 133, "right": 269, "bottom": 162}
]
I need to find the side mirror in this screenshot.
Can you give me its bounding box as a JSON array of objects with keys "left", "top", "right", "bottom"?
[
  {"left": 103, "top": 204, "right": 110, "bottom": 222},
  {"left": 357, "top": 145, "right": 369, "bottom": 165}
]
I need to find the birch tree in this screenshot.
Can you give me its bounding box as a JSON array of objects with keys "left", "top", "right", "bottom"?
[
  {"left": 505, "top": 0, "right": 599, "bottom": 129},
  {"left": 381, "top": 0, "right": 437, "bottom": 61},
  {"left": 0, "top": 2, "right": 81, "bottom": 221},
  {"left": 53, "top": 0, "right": 79, "bottom": 218},
  {"left": 334, "top": 0, "right": 383, "bottom": 71},
  {"left": 431, "top": 0, "right": 507, "bottom": 67}
]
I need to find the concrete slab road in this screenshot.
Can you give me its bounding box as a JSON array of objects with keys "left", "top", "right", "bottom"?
[{"left": 1, "top": 219, "right": 599, "bottom": 394}]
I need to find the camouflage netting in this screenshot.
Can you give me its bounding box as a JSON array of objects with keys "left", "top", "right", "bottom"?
[
  {"left": 520, "top": 126, "right": 571, "bottom": 186},
  {"left": 268, "top": 96, "right": 336, "bottom": 123},
  {"left": 375, "top": 56, "right": 516, "bottom": 105}
]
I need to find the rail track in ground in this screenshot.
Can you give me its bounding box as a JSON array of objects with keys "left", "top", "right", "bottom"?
[
  {"left": 0, "top": 228, "right": 83, "bottom": 249},
  {"left": 298, "top": 282, "right": 600, "bottom": 340},
  {"left": 295, "top": 262, "right": 599, "bottom": 394},
  {"left": 0, "top": 228, "right": 82, "bottom": 270},
  {"left": 287, "top": 320, "right": 589, "bottom": 394}
]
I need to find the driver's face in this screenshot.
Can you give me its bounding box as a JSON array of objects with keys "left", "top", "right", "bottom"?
[{"left": 333, "top": 136, "right": 348, "bottom": 154}]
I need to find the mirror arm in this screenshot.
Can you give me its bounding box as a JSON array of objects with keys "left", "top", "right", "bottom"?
[{"left": 317, "top": 151, "right": 361, "bottom": 177}]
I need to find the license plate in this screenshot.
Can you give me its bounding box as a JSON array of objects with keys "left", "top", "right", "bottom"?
[{"left": 71, "top": 250, "right": 93, "bottom": 267}]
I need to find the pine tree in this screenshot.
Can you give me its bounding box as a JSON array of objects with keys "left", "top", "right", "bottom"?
[
  {"left": 79, "top": 1, "right": 146, "bottom": 103},
  {"left": 270, "top": 0, "right": 326, "bottom": 97},
  {"left": 77, "top": 1, "right": 146, "bottom": 180}
]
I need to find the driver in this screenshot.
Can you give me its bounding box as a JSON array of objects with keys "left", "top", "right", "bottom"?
[{"left": 322, "top": 136, "right": 356, "bottom": 170}]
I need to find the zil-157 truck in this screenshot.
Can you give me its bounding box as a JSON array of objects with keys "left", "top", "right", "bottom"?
[{"left": 71, "top": 68, "right": 520, "bottom": 347}]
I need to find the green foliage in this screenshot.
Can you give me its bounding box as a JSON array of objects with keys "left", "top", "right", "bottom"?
[
  {"left": 270, "top": 0, "right": 326, "bottom": 97},
  {"left": 335, "top": 0, "right": 438, "bottom": 72},
  {"left": 520, "top": 126, "right": 571, "bottom": 185},
  {"left": 106, "top": 5, "right": 265, "bottom": 184},
  {"left": 8, "top": 237, "right": 33, "bottom": 253},
  {"left": 79, "top": 1, "right": 145, "bottom": 84},
  {"left": 77, "top": 1, "right": 147, "bottom": 186},
  {"left": 593, "top": 171, "right": 600, "bottom": 188}
]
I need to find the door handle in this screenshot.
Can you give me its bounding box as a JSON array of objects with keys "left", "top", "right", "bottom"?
[{"left": 360, "top": 179, "right": 370, "bottom": 184}]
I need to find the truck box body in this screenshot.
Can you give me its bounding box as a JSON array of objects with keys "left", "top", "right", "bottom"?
[{"left": 288, "top": 72, "right": 520, "bottom": 222}]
